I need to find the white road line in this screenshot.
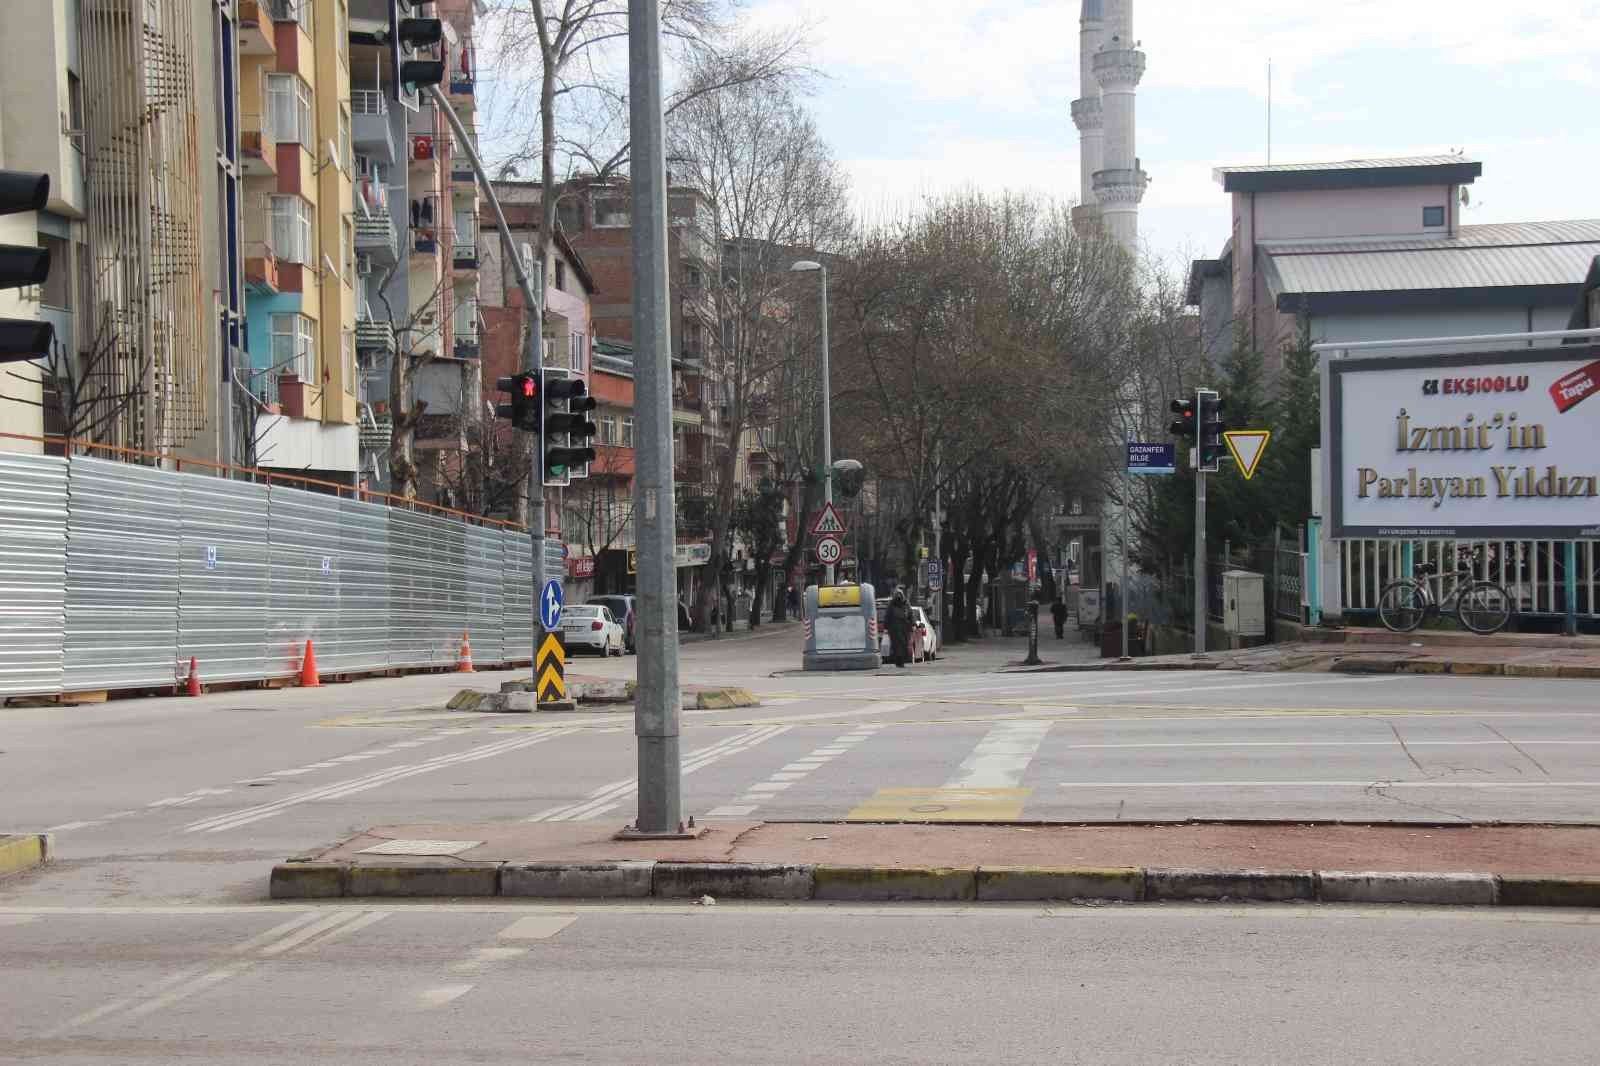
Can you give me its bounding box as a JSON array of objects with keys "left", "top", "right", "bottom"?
[
  {"left": 450, "top": 946, "right": 528, "bottom": 973},
  {"left": 705, "top": 725, "right": 884, "bottom": 819},
  {"left": 944, "top": 720, "right": 1052, "bottom": 789},
  {"left": 499, "top": 915, "right": 577, "bottom": 940},
  {"left": 1055, "top": 779, "right": 1600, "bottom": 789},
  {"left": 1056, "top": 739, "right": 1600, "bottom": 750},
  {"left": 257, "top": 909, "right": 374, "bottom": 957},
  {"left": 231, "top": 912, "right": 326, "bottom": 954},
  {"left": 121, "top": 960, "right": 257, "bottom": 1020},
  {"left": 705, "top": 804, "right": 759, "bottom": 817},
  {"left": 184, "top": 729, "right": 577, "bottom": 834},
  {"left": 418, "top": 984, "right": 475, "bottom": 1007},
  {"left": 43, "top": 820, "right": 101, "bottom": 832}
]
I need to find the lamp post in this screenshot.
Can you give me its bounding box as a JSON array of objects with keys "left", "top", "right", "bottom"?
[{"left": 790, "top": 259, "right": 833, "bottom": 585}]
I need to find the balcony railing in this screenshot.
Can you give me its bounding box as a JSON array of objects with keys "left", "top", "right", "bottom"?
[
  {"left": 351, "top": 89, "right": 386, "bottom": 116},
  {"left": 240, "top": 113, "right": 276, "bottom": 178},
  {"left": 452, "top": 325, "right": 480, "bottom": 360},
  {"left": 355, "top": 317, "right": 395, "bottom": 352},
  {"left": 450, "top": 219, "right": 478, "bottom": 269}
]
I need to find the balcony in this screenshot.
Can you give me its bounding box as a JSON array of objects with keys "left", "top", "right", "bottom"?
[
  {"left": 244, "top": 240, "right": 279, "bottom": 294},
  {"left": 450, "top": 156, "right": 475, "bottom": 185},
  {"left": 449, "top": 39, "right": 475, "bottom": 100},
  {"left": 238, "top": 0, "right": 276, "bottom": 55},
  {"left": 450, "top": 218, "right": 478, "bottom": 270},
  {"left": 354, "top": 209, "right": 399, "bottom": 267},
  {"left": 240, "top": 114, "right": 276, "bottom": 178},
  {"left": 452, "top": 324, "right": 480, "bottom": 360},
  {"left": 355, "top": 317, "right": 395, "bottom": 353},
  {"left": 351, "top": 90, "right": 395, "bottom": 165},
  {"left": 411, "top": 195, "right": 440, "bottom": 255}
]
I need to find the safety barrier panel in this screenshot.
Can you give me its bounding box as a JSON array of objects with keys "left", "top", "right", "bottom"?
[{"left": 0, "top": 451, "right": 537, "bottom": 698}]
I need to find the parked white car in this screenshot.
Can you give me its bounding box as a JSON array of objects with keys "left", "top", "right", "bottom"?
[
  {"left": 560, "top": 605, "right": 626, "bottom": 656},
  {"left": 877, "top": 605, "right": 939, "bottom": 661}
]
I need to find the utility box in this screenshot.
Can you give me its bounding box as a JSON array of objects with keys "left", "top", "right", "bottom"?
[
  {"left": 1223, "top": 570, "right": 1266, "bottom": 637},
  {"left": 803, "top": 583, "right": 881, "bottom": 671}
]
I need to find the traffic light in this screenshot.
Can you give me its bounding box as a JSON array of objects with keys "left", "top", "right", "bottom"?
[
  {"left": 0, "top": 170, "right": 54, "bottom": 364},
  {"left": 388, "top": 0, "right": 444, "bottom": 102},
  {"left": 494, "top": 372, "right": 539, "bottom": 432},
  {"left": 1168, "top": 396, "right": 1197, "bottom": 439},
  {"left": 1198, "top": 388, "right": 1226, "bottom": 472},
  {"left": 541, "top": 366, "right": 597, "bottom": 486}
]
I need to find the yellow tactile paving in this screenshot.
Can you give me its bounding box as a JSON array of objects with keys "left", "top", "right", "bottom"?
[{"left": 846, "top": 787, "right": 1032, "bottom": 822}]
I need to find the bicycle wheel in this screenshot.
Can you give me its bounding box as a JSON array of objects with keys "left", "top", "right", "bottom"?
[
  {"left": 1458, "top": 581, "right": 1512, "bottom": 635},
  {"left": 1377, "top": 580, "right": 1426, "bottom": 632}
]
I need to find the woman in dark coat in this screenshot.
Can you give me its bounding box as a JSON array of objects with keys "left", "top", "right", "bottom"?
[{"left": 886, "top": 589, "right": 913, "bottom": 668}]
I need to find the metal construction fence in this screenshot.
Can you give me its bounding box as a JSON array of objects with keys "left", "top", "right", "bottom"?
[{"left": 0, "top": 450, "right": 535, "bottom": 698}]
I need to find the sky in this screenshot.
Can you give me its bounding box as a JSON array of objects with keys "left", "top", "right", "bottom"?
[{"left": 737, "top": 0, "right": 1600, "bottom": 274}]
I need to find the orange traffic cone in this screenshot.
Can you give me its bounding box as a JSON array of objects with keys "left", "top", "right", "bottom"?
[
  {"left": 457, "top": 630, "right": 475, "bottom": 673},
  {"left": 299, "top": 639, "right": 321, "bottom": 687},
  {"left": 184, "top": 657, "right": 202, "bottom": 697}
]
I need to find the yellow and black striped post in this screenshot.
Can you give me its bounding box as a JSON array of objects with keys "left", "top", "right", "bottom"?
[{"left": 536, "top": 631, "right": 566, "bottom": 702}]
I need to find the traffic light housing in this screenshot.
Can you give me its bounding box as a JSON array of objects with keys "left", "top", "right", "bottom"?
[
  {"left": 541, "top": 366, "right": 597, "bottom": 486},
  {"left": 1168, "top": 396, "right": 1196, "bottom": 439},
  {"left": 1198, "top": 388, "right": 1226, "bottom": 472},
  {"left": 389, "top": 0, "right": 444, "bottom": 102},
  {"left": 494, "top": 373, "right": 539, "bottom": 432},
  {"left": 0, "top": 170, "right": 54, "bottom": 364}
]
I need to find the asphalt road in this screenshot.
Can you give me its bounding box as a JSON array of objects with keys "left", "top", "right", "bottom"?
[
  {"left": 5, "top": 901, "right": 1599, "bottom": 1064},
  {"left": 4, "top": 628, "right": 1600, "bottom": 908}
]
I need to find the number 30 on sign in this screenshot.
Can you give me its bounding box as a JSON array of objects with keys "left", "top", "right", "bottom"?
[{"left": 815, "top": 536, "right": 842, "bottom": 565}]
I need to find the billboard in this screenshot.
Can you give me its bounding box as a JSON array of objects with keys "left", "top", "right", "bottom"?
[{"left": 1330, "top": 346, "right": 1600, "bottom": 539}]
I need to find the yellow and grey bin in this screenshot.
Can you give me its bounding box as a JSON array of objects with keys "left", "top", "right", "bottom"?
[{"left": 802, "top": 583, "right": 881, "bottom": 671}]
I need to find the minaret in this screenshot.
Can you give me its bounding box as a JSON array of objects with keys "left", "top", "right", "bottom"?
[
  {"left": 1070, "top": 1, "right": 1105, "bottom": 233},
  {"left": 1088, "top": 0, "right": 1149, "bottom": 253}
]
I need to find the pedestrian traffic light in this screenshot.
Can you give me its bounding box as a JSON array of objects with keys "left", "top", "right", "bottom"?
[
  {"left": 1198, "top": 388, "right": 1226, "bottom": 472},
  {"left": 388, "top": 0, "right": 444, "bottom": 102},
  {"left": 1168, "top": 396, "right": 1197, "bottom": 438},
  {"left": 0, "top": 170, "right": 54, "bottom": 364},
  {"left": 541, "top": 366, "right": 597, "bottom": 486},
  {"left": 494, "top": 372, "right": 539, "bottom": 432}
]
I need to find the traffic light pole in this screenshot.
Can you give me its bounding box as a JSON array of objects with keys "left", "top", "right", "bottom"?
[
  {"left": 426, "top": 86, "right": 549, "bottom": 676},
  {"left": 625, "top": 0, "right": 684, "bottom": 837},
  {"left": 1194, "top": 465, "right": 1207, "bottom": 657}
]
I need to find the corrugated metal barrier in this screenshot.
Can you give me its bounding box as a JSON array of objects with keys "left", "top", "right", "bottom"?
[{"left": 0, "top": 451, "right": 537, "bottom": 698}]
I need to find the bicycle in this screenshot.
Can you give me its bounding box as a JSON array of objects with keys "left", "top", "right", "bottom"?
[{"left": 1376, "top": 563, "right": 1513, "bottom": 635}]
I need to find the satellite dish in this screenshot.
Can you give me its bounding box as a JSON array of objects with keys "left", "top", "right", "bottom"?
[
  {"left": 321, "top": 253, "right": 339, "bottom": 278},
  {"left": 325, "top": 138, "right": 339, "bottom": 167}
]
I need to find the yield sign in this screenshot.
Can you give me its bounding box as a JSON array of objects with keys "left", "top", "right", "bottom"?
[
  {"left": 810, "top": 501, "right": 847, "bottom": 536},
  {"left": 1223, "top": 430, "right": 1271, "bottom": 481}
]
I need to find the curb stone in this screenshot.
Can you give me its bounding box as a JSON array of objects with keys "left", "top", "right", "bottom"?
[
  {"left": 347, "top": 864, "right": 499, "bottom": 898},
  {"left": 0, "top": 834, "right": 52, "bottom": 879},
  {"left": 502, "top": 861, "right": 654, "bottom": 898},
  {"left": 1497, "top": 874, "right": 1600, "bottom": 908},
  {"left": 976, "top": 865, "right": 1144, "bottom": 901},
  {"left": 1316, "top": 870, "right": 1497, "bottom": 906},
  {"left": 269, "top": 861, "right": 350, "bottom": 899},
  {"left": 1146, "top": 867, "right": 1316, "bottom": 902},
  {"left": 812, "top": 864, "right": 977, "bottom": 901},
  {"left": 653, "top": 862, "right": 813, "bottom": 900}
]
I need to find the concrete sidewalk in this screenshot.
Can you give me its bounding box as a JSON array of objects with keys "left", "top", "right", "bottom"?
[
  {"left": 1011, "top": 628, "right": 1600, "bottom": 678},
  {"left": 272, "top": 819, "right": 1600, "bottom": 907}
]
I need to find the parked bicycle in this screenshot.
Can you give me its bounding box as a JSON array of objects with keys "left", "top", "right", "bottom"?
[{"left": 1377, "top": 563, "right": 1513, "bottom": 634}]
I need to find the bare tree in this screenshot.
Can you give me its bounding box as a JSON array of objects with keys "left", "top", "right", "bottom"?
[
  {"left": 560, "top": 442, "right": 638, "bottom": 561},
  {"left": 665, "top": 68, "right": 852, "bottom": 629},
  {"left": 0, "top": 306, "right": 152, "bottom": 450}
]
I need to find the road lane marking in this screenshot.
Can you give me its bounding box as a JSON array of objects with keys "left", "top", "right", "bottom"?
[
  {"left": 847, "top": 721, "right": 1052, "bottom": 821},
  {"left": 184, "top": 729, "right": 578, "bottom": 833},
  {"left": 499, "top": 915, "right": 577, "bottom": 940},
  {"left": 944, "top": 721, "right": 1052, "bottom": 789},
  {"left": 418, "top": 984, "right": 474, "bottom": 1008},
  {"left": 450, "top": 946, "right": 528, "bottom": 973},
  {"left": 1055, "top": 779, "right": 1600, "bottom": 788},
  {"left": 705, "top": 725, "right": 883, "bottom": 819},
  {"left": 43, "top": 820, "right": 101, "bottom": 832}
]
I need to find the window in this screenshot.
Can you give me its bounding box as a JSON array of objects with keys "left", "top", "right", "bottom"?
[
  {"left": 593, "top": 197, "right": 630, "bottom": 227},
  {"left": 599, "top": 414, "right": 619, "bottom": 445},
  {"left": 296, "top": 0, "right": 312, "bottom": 37},
  {"left": 684, "top": 265, "right": 703, "bottom": 289},
  {"left": 336, "top": 0, "right": 348, "bottom": 65},
  {"left": 270, "top": 313, "right": 316, "bottom": 379},
  {"left": 338, "top": 108, "right": 352, "bottom": 174},
  {"left": 39, "top": 235, "right": 71, "bottom": 309},
  {"left": 341, "top": 219, "right": 354, "bottom": 285},
  {"left": 266, "top": 74, "right": 313, "bottom": 149},
  {"left": 569, "top": 331, "right": 585, "bottom": 372},
  {"left": 1423, "top": 205, "right": 1446, "bottom": 228},
  {"left": 555, "top": 260, "right": 567, "bottom": 292},
  {"left": 621, "top": 416, "right": 635, "bottom": 448},
  {"left": 343, "top": 329, "right": 356, "bottom": 393},
  {"left": 270, "top": 195, "right": 314, "bottom": 264}
]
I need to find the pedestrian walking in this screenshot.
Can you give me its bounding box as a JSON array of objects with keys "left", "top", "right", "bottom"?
[
  {"left": 1051, "top": 598, "right": 1068, "bottom": 640},
  {"left": 886, "top": 589, "right": 913, "bottom": 668}
]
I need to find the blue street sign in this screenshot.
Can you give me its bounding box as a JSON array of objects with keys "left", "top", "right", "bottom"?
[
  {"left": 540, "top": 580, "right": 565, "bottom": 630},
  {"left": 927, "top": 560, "right": 942, "bottom": 591},
  {"left": 1127, "top": 441, "right": 1176, "bottom": 475}
]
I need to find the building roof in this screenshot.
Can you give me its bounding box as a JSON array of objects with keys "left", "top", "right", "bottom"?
[
  {"left": 1214, "top": 155, "right": 1482, "bottom": 194},
  {"left": 1569, "top": 255, "right": 1600, "bottom": 331},
  {"left": 1260, "top": 220, "right": 1600, "bottom": 315}
]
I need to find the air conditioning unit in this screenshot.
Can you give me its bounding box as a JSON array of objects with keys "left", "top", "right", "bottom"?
[
  {"left": 356, "top": 253, "right": 373, "bottom": 276},
  {"left": 412, "top": 135, "right": 434, "bottom": 161}
]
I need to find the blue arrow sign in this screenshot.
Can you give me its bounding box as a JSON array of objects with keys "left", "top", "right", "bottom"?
[{"left": 540, "top": 580, "right": 565, "bottom": 630}]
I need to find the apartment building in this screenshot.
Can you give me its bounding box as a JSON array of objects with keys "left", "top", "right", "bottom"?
[{"left": 239, "top": 0, "right": 359, "bottom": 480}]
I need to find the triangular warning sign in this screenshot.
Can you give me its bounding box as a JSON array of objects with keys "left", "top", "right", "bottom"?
[
  {"left": 810, "top": 501, "right": 847, "bottom": 536},
  {"left": 1223, "top": 430, "right": 1271, "bottom": 480}
]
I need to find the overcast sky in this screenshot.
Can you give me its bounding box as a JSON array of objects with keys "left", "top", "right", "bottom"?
[{"left": 742, "top": 0, "right": 1600, "bottom": 273}]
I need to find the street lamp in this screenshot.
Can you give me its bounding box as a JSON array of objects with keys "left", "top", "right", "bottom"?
[{"left": 790, "top": 259, "right": 834, "bottom": 585}]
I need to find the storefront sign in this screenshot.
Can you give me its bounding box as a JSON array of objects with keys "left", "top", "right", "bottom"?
[{"left": 1330, "top": 347, "right": 1600, "bottom": 539}]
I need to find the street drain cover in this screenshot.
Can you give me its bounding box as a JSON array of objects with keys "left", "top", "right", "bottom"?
[{"left": 358, "top": 839, "right": 484, "bottom": 857}]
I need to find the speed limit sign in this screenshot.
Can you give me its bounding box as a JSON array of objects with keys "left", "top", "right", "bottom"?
[{"left": 815, "top": 536, "right": 843, "bottom": 565}]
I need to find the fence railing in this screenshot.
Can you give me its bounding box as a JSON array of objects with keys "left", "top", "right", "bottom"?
[
  {"left": 0, "top": 438, "right": 537, "bottom": 698},
  {"left": 1341, "top": 538, "right": 1599, "bottom": 620}
]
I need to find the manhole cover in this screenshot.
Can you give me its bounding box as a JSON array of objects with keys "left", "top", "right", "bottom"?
[
  {"left": 909, "top": 804, "right": 949, "bottom": 813},
  {"left": 358, "top": 839, "right": 484, "bottom": 857}
]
